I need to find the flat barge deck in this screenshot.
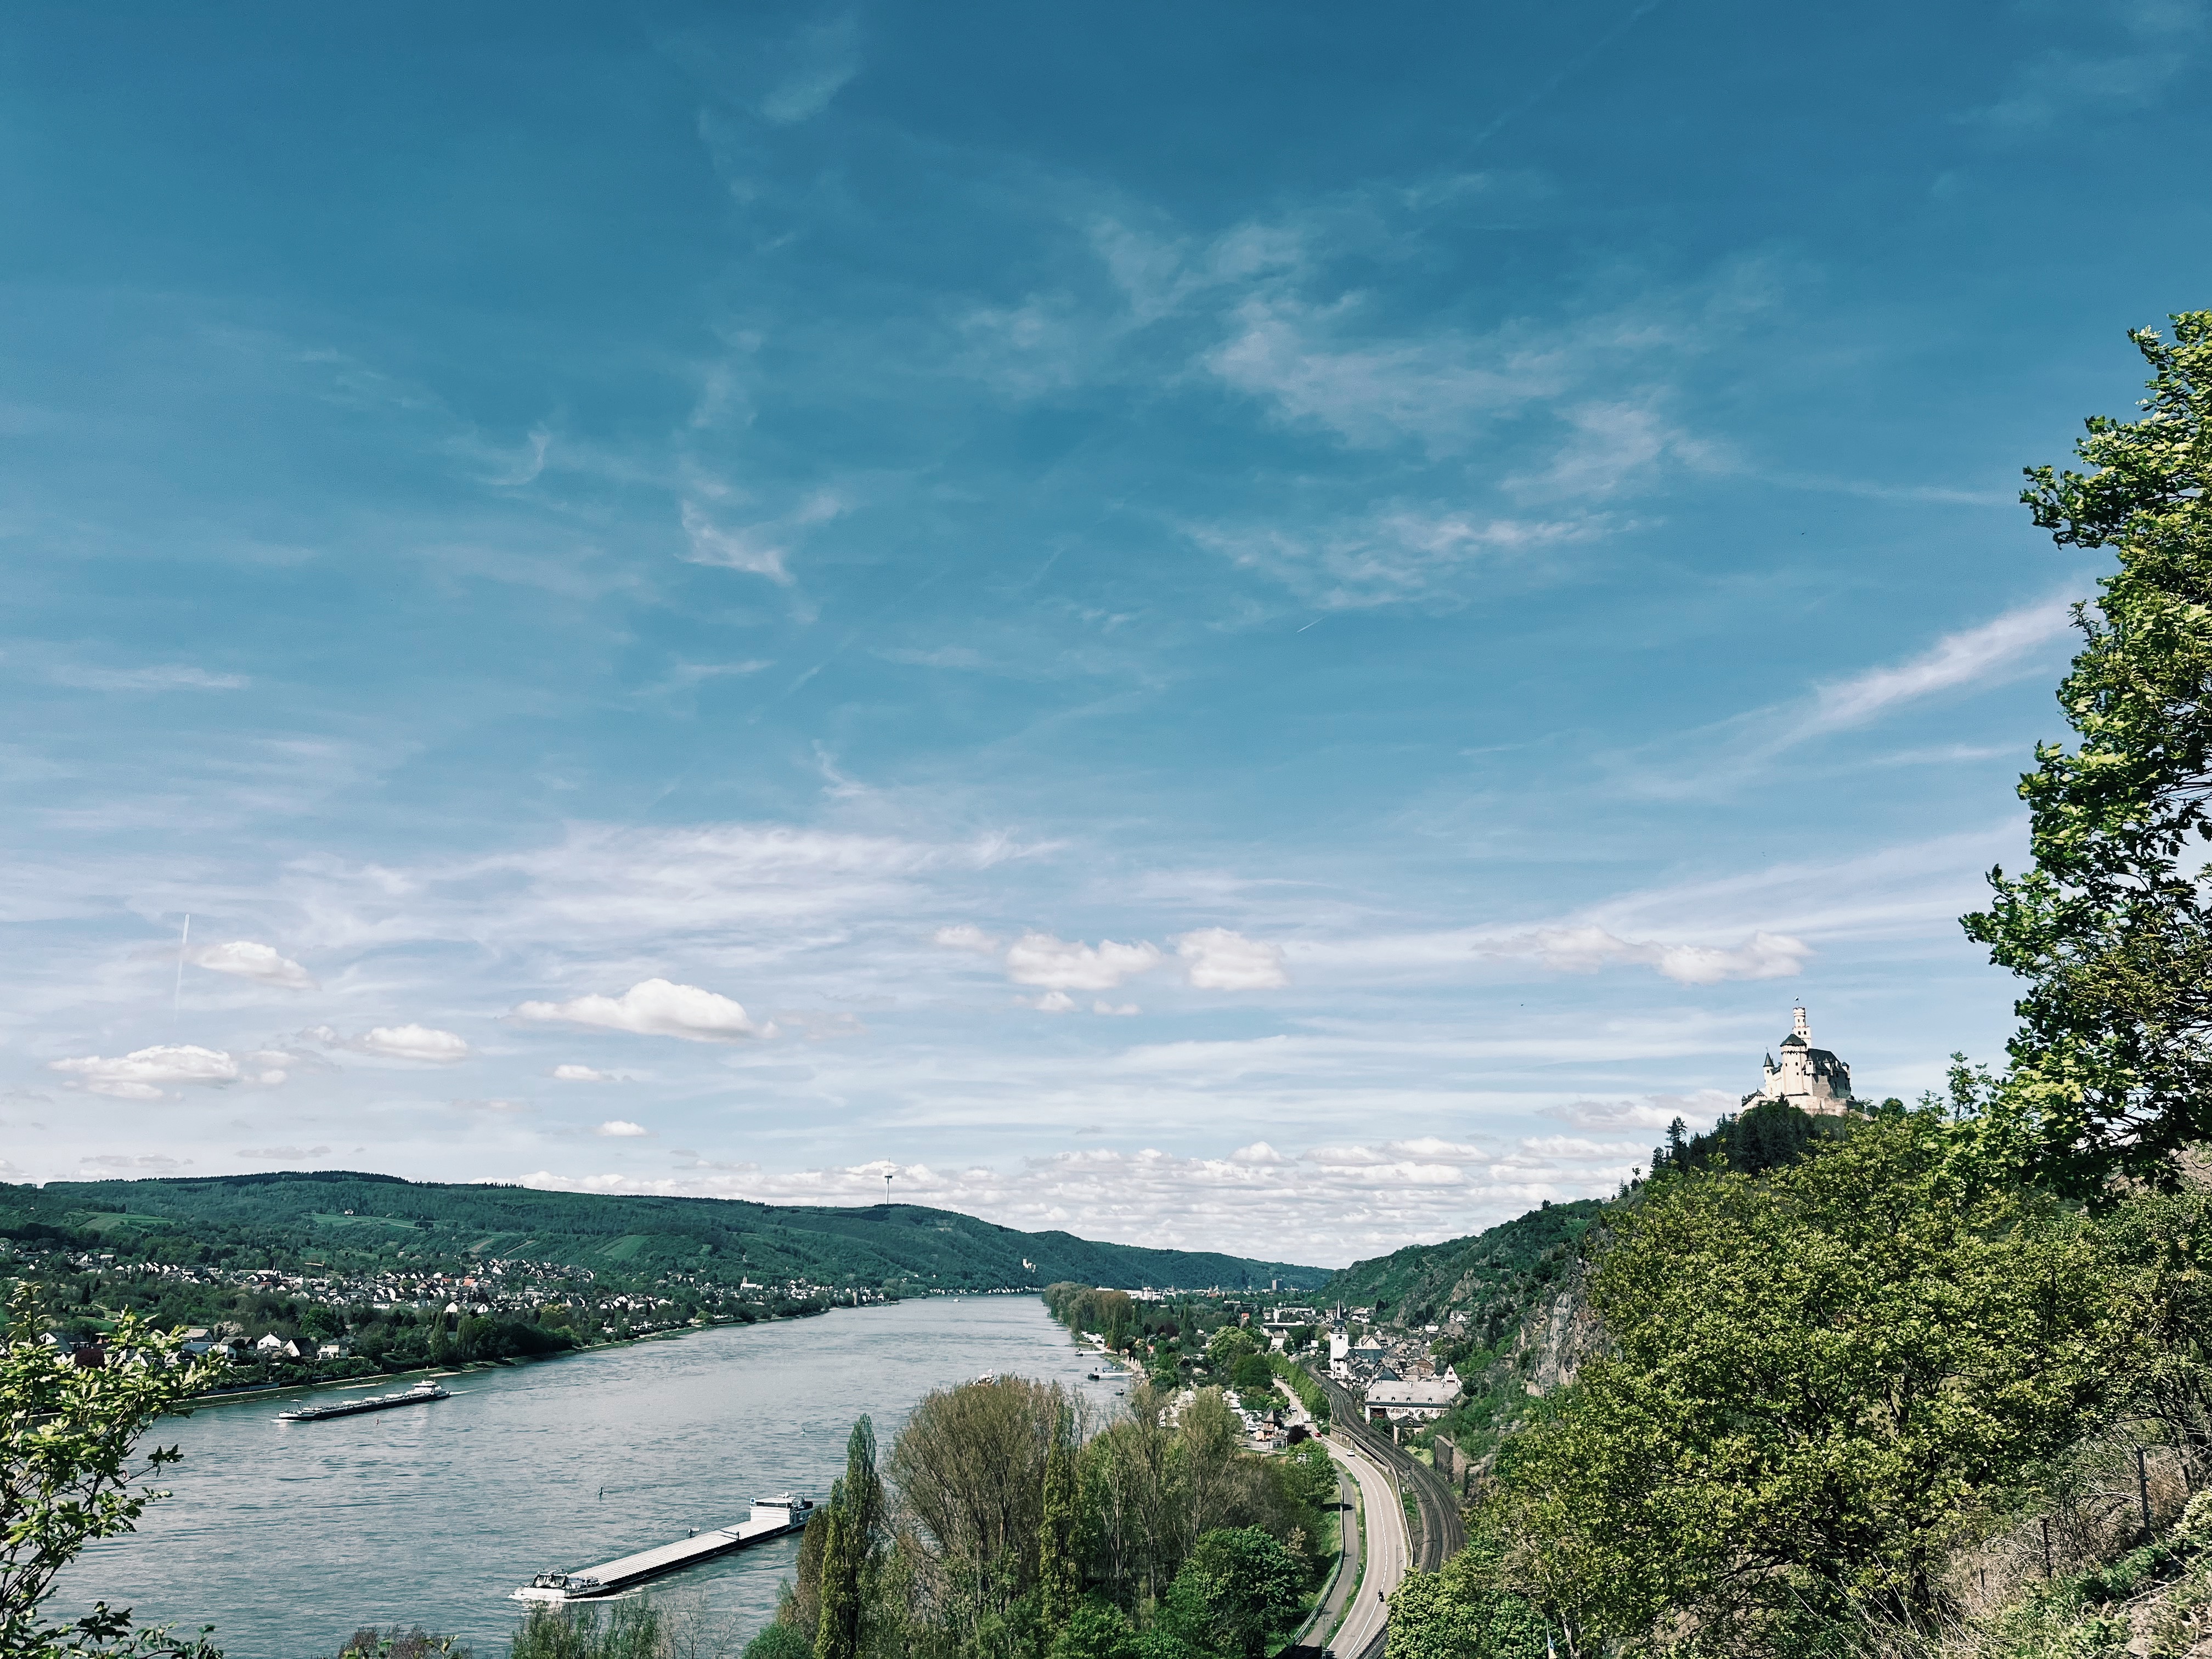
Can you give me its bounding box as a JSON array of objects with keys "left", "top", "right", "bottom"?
[{"left": 514, "top": 1494, "right": 814, "bottom": 1601}]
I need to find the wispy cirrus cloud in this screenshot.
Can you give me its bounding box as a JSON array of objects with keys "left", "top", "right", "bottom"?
[
  {"left": 48, "top": 663, "right": 249, "bottom": 692},
  {"left": 1798, "top": 595, "right": 2079, "bottom": 736},
  {"left": 1479, "top": 924, "right": 1812, "bottom": 986},
  {"left": 678, "top": 492, "right": 843, "bottom": 585},
  {"left": 1189, "top": 506, "right": 1610, "bottom": 610}
]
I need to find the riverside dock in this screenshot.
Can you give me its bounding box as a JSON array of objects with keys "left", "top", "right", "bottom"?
[{"left": 513, "top": 1494, "right": 813, "bottom": 1601}]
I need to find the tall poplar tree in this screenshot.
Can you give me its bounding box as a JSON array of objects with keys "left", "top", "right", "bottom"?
[
  {"left": 1965, "top": 313, "right": 2212, "bottom": 1182},
  {"left": 812, "top": 1502, "right": 857, "bottom": 1659},
  {"left": 813, "top": 1418, "right": 881, "bottom": 1659},
  {"left": 1038, "top": 1435, "right": 1080, "bottom": 1632}
]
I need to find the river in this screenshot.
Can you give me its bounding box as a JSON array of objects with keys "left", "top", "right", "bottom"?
[{"left": 55, "top": 1295, "right": 1120, "bottom": 1659}]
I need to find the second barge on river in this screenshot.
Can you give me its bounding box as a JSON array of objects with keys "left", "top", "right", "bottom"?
[
  {"left": 276, "top": 1381, "right": 450, "bottom": 1422},
  {"left": 514, "top": 1494, "right": 814, "bottom": 1602}
]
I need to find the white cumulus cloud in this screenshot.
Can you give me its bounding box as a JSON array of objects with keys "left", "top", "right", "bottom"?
[
  {"left": 306, "top": 1023, "right": 473, "bottom": 1064},
  {"left": 50, "top": 1045, "right": 240, "bottom": 1099},
  {"left": 1175, "top": 928, "right": 1290, "bottom": 990},
  {"left": 191, "top": 940, "right": 317, "bottom": 991},
  {"left": 357, "top": 1024, "right": 472, "bottom": 1063},
  {"left": 595, "top": 1120, "right": 651, "bottom": 1137},
  {"left": 1004, "top": 933, "right": 1164, "bottom": 991},
  {"left": 551, "top": 1064, "right": 620, "bottom": 1082},
  {"left": 515, "top": 978, "right": 772, "bottom": 1042},
  {"left": 1482, "top": 924, "right": 1809, "bottom": 985}
]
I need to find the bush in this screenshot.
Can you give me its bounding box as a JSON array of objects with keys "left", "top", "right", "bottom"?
[
  {"left": 507, "top": 1600, "right": 661, "bottom": 1659},
  {"left": 739, "top": 1623, "right": 812, "bottom": 1659},
  {"left": 336, "top": 1626, "right": 470, "bottom": 1658}
]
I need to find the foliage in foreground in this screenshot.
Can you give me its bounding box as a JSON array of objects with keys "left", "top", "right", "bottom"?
[
  {"left": 1486, "top": 1108, "right": 2169, "bottom": 1651},
  {"left": 1965, "top": 312, "right": 2212, "bottom": 1189},
  {"left": 1, "top": 1286, "right": 224, "bottom": 1659},
  {"left": 771, "top": 1375, "right": 1328, "bottom": 1659}
]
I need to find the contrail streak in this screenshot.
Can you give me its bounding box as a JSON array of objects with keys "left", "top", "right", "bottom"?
[
  {"left": 1451, "top": 0, "right": 1673, "bottom": 162},
  {"left": 173, "top": 913, "right": 191, "bottom": 1023}
]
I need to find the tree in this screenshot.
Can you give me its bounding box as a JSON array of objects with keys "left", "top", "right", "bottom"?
[
  {"left": 887, "top": 1378, "right": 1077, "bottom": 1622},
  {"left": 1490, "top": 1112, "right": 2138, "bottom": 1650},
  {"left": 2, "top": 1288, "right": 224, "bottom": 1658},
  {"left": 1048, "top": 1600, "right": 1135, "bottom": 1659},
  {"left": 812, "top": 1504, "right": 858, "bottom": 1659},
  {"left": 1160, "top": 1528, "right": 1303, "bottom": 1659},
  {"left": 1205, "top": 1328, "right": 1259, "bottom": 1369},
  {"left": 1386, "top": 1542, "right": 1548, "bottom": 1659},
  {"left": 1964, "top": 313, "right": 2212, "bottom": 1184},
  {"left": 841, "top": 1416, "right": 883, "bottom": 1550},
  {"left": 1038, "top": 1436, "right": 1080, "bottom": 1633},
  {"left": 1228, "top": 1355, "right": 1274, "bottom": 1396},
  {"left": 742, "top": 1626, "right": 814, "bottom": 1659}
]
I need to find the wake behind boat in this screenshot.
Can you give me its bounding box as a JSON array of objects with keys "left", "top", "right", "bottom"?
[
  {"left": 514, "top": 1494, "right": 814, "bottom": 1602},
  {"left": 276, "top": 1380, "right": 450, "bottom": 1422}
]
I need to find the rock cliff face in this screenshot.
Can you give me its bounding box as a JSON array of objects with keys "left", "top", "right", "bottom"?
[{"left": 1515, "top": 1266, "right": 1605, "bottom": 1398}]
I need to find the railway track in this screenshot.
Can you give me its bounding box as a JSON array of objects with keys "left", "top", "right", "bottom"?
[{"left": 1307, "top": 1366, "right": 1467, "bottom": 1571}]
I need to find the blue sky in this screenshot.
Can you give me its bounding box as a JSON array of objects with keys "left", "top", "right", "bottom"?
[{"left": 3, "top": 2, "right": 2205, "bottom": 1265}]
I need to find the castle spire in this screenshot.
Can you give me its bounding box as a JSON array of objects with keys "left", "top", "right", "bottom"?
[{"left": 1792, "top": 1004, "right": 1809, "bottom": 1042}]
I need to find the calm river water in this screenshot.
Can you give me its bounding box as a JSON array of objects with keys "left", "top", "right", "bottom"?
[{"left": 57, "top": 1295, "right": 1118, "bottom": 1659}]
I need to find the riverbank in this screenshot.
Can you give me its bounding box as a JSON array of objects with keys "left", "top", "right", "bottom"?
[{"left": 180, "top": 1304, "right": 859, "bottom": 1409}]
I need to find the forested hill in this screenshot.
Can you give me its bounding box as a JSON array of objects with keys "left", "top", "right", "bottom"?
[
  {"left": 1, "top": 1171, "right": 1327, "bottom": 1293},
  {"left": 1318, "top": 1198, "right": 1606, "bottom": 1337}
]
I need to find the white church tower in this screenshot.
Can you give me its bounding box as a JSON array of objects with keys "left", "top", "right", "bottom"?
[{"left": 1745, "top": 1004, "right": 1854, "bottom": 1115}]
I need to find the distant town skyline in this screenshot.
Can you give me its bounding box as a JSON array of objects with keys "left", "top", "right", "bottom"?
[{"left": 3, "top": 2, "right": 2204, "bottom": 1264}]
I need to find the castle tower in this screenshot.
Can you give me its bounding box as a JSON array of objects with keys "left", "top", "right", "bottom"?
[{"left": 1745, "top": 1005, "right": 1853, "bottom": 1115}]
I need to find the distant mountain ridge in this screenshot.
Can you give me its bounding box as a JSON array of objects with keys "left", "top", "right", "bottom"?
[{"left": 2, "top": 1169, "right": 1330, "bottom": 1293}]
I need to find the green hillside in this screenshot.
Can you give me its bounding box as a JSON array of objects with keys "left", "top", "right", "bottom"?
[
  {"left": 1, "top": 1170, "right": 1327, "bottom": 1292},
  {"left": 1317, "top": 1198, "right": 1605, "bottom": 1340}
]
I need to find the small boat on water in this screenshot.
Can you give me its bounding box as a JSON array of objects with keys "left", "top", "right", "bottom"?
[
  {"left": 276, "top": 1381, "right": 450, "bottom": 1423},
  {"left": 514, "top": 1495, "right": 814, "bottom": 1601}
]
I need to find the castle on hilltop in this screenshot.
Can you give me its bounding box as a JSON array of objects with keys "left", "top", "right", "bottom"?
[{"left": 1743, "top": 1005, "right": 1853, "bottom": 1116}]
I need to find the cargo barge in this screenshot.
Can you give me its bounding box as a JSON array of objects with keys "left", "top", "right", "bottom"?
[
  {"left": 276, "top": 1381, "right": 450, "bottom": 1422},
  {"left": 514, "top": 1494, "right": 814, "bottom": 1602}
]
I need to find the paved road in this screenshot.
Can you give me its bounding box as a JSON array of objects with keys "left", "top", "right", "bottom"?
[
  {"left": 1310, "top": 1368, "right": 1469, "bottom": 1570},
  {"left": 1328, "top": 1429, "right": 1410, "bottom": 1659}
]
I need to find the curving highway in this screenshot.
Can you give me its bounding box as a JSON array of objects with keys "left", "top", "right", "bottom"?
[{"left": 1326, "top": 1429, "right": 1409, "bottom": 1659}]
